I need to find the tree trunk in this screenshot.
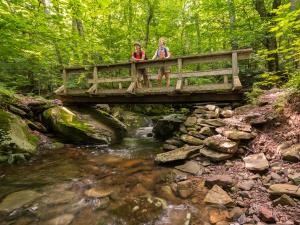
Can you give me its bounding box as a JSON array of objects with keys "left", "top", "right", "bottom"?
[
  {"left": 227, "top": 0, "right": 238, "bottom": 50},
  {"left": 254, "top": 0, "right": 281, "bottom": 72},
  {"left": 144, "top": 1, "right": 153, "bottom": 49}
]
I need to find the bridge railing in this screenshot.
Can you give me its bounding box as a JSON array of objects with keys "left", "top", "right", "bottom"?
[{"left": 55, "top": 49, "right": 252, "bottom": 96}]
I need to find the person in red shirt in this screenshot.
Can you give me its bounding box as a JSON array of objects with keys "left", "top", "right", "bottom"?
[{"left": 131, "top": 42, "right": 149, "bottom": 88}]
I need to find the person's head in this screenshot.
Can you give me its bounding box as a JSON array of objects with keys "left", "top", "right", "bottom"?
[
  {"left": 134, "top": 42, "right": 141, "bottom": 51},
  {"left": 159, "top": 38, "right": 166, "bottom": 47}
]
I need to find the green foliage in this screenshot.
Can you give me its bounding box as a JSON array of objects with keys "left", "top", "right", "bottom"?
[
  {"left": 0, "top": 0, "right": 299, "bottom": 94},
  {"left": 245, "top": 84, "right": 264, "bottom": 104}
]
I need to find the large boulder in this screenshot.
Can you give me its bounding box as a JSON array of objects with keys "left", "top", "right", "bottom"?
[
  {"left": 153, "top": 114, "right": 186, "bottom": 140},
  {"left": 42, "top": 106, "right": 118, "bottom": 144},
  {"left": 0, "top": 110, "right": 39, "bottom": 162}
]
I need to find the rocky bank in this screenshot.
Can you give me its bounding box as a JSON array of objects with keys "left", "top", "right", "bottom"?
[
  {"left": 153, "top": 89, "right": 300, "bottom": 225},
  {"left": 0, "top": 90, "right": 127, "bottom": 164}
]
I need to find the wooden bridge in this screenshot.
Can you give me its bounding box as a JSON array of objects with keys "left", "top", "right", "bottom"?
[{"left": 55, "top": 49, "right": 252, "bottom": 104}]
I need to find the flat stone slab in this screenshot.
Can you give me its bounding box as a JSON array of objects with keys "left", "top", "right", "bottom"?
[
  {"left": 268, "top": 184, "right": 300, "bottom": 198},
  {"left": 0, "top": 190, "right": 43, "bottom": 213},
  {"left": 216, "top": 127, "right": 255, "bottom": 140},
  {"left": 155, "top": 146, "right": 201, "bottom": 163},
  {"left": 243, "top": 153, "right": 269, "bottom": 171},
  {"left": 204, "top": 185, "right": 234, "bottom": 206},
  {"left": 175, "top": 160, "right": 204, "bottom": 175},
  {"left": 180, "top": 134, "right": 203, "bottom": 146},
  {"left": 204, "top": 135, "right": 238, "bottom": 154},
  {"left": 200, "top": 147, "right": 233, "bottom": 162}
]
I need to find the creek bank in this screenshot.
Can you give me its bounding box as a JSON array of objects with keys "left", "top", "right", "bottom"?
[
  {"left": 153, "top": 90, "right": 300, "bottom": 225},
  {"left": 0, "top": 91, "right": 128, "bottom": 163}
]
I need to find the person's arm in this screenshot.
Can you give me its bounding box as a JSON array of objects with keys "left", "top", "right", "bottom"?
[
  {"left": 131, "top": 52, "right": 136, "bottom": 62},
  {"left": 166, "top": 48, "right": 171, "bottom": 59},
  {"left": 152, "top": 50, "right": 158, "bottom": 60}
]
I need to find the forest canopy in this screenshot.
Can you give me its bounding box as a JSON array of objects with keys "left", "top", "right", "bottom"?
[{"left": 0, "top": 0, "right": 299, "bottom": 93}]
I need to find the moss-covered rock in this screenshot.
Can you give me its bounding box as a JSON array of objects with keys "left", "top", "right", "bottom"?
[
  {"left": 0, "top": 109, "right": 39, "bottom": 161},
  {"left": 42, "top": 106, "right": 113, "bottom": 144}
]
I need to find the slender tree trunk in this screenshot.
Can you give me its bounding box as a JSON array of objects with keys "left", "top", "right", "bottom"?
[
  {"left": 144, "top": 1, "right": 153, "bottom": 49},
  {"left": 227, "top": 0, "right": 238, "bottom": 50},
  {"left": 192, "top": 0, "right": 201, "bottom": 53},
  {"left": 254, "top": 0, "right": 281, "bottom": 72}
]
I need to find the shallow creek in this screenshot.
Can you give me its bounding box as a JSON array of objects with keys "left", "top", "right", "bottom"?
[{"left": 0, "top": 125, "right": 209, "bottom": 225}]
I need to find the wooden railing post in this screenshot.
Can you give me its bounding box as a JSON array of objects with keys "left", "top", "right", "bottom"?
[
  {"left": 127, "top": 62, "right": 137, "bottom": 93},
  {"left": 175, "top": 58, "right": 184, "bottom": 92},
  {"left": 63, "top": 69, "right": 68, "bottom": 94},
  {"left": 87, "top": 66, "right": 98, "bottom": 94},
  {"left": 232, "top": 51, "right": 242, "bottom": 90}
]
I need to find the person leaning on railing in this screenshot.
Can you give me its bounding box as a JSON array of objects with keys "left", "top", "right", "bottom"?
[
  {"left": 131, "top": 42, "right": 149, "bottom": 88},
  {"left": 152, "top": 37, "right": 171, "bottom": 88}
]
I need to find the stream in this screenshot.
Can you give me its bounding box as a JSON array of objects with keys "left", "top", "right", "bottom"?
[{"left": 0, "top": 124, "right": 208, "bottom": 225}]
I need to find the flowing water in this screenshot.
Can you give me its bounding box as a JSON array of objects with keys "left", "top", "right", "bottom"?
[{"left": 0, "top": 125, "right": 209, "bottom": 225}]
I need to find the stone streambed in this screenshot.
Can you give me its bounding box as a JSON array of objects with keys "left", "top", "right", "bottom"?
[{"left": 0, "top": 130, "right": 200, "bottom": 225}]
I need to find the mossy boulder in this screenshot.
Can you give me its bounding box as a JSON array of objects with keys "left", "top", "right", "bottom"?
[
  {"left": 0, "top": 110, "right": 39, "bottom": 162},
  {"left": 42, "top": 106, "right": 114, "bottom": 144}
]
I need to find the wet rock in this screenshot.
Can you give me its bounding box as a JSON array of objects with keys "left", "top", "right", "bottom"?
[
  {"left": 204, "top": 185, "right": 234, "bottom": 206},
  {"left": 93, "top": 197, "right": 110, "bottom": 209},
  {"left": 268, "top": 184, "right": 300, "bottom": 198},
  {"left": 209, "top": 208, "right": 229, "bottom": 224},
  {"left": 0, "top": 110, "right": 39, "bottom": 156},
  {"left": 155, "top": 146, "right": 201, "bottom": 163},
  {"left": 84, "top": 187, "right": 113, "bottom": 198},
  {"left": 184, "top": 116, "right": 197, "bottom": 127},
  {"left": 243, "top": 153, "right": 269, "bottom": 171},
  {"left": 153, "top": 114, "right": 186, "bottom": 140},
  {"left": 156, "top": 205, "right": 191, "bottom": 225},
  {"left": 45, "top": 214, "right": 74, "bottom": 225},
  {"left": 288, "top": 173, "right": 300, "bottom": 185},
  {"left": 180, "top": 134, "right": 203, "bottom": 145},
  {"left": 259, "top": 207, "right": 275, "bottom": 223},
  {"left": 204, "top": 135, "right": 238, "bottom": 154},
  {"left": 160, "top": 186, "right": 177, "bottom": 201},
  {"left": 273, "top": 194, "right": 296, "bottom": 206},
  {"left": 237, "top": 180, "right": 255, "bottom": 191},
  {"left": 175, "top": 160, "right": 204, "bottom": 175},
  {"left": 282, "top": 144, "right": 300, "bottom": 162},
  {"left": 41, "top": 191, "right": 77, "bottom": 205},
  {"left": 0, "top": 190, "right": 43, "bottom": 213},
  {"left": 200, "top": 147, "right": 233, "bottom": 162},
  {"left": 177, "top": 180, "right": 193, "bottom": 198},
  {"left": 43, "top": 106, "right": 112, "bottom": 144},
  {"left": 200, "top": 127, "right": 214, "bottom": 136},
  {"left": 205, "top": 175, "right": 235, "bottom": 189}
]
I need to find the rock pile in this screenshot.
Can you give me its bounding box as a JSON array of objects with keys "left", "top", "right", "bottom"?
[{"left": 155, "top": 104, "right": 256, "bottom": 163}]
